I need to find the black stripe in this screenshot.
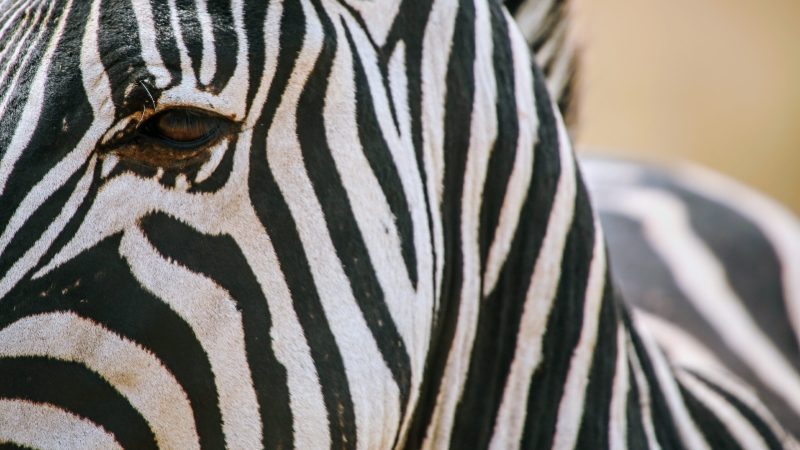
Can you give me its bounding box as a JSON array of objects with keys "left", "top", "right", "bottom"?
[
  {"left": 0, "top": 159, "right": 91, "bottom": 284},
  {"left": 449, "top": 27, "right": 563, "bottom": 449},
  {"left": 206, "top": 0, "right": 238, "bottom": 92},
  {"left": 399, "top": 0, "right": 476, "bottom": 447},
  {"left": 0, "top": 443, "right": 34, "bottom": 450},
  {"left": 679, "top": 383, "right": 743, "bottom": 449},
  {"left": 0, "top": 357, "right": 157, "bottom": 449},
  {"left": 520, "top": 171, "right": 595, "bottom": 449},
  {"left": 625, "top": 312, "right": 684, "bottom": 449},
  {"left": 688, "top": 371, "right": 785, "bottom": 450},
  {"left": 0, "top": 2, "right": 62, "bottom": 157},
  {"left": 175, "top": 0, "right": 203, "bottom": 84},
  {"left": 0, "top": 3, "right": 49, "bottom": 90},
  {"left": 0, "top": 0, "right": 92, "bottom": 241},
  {"left": 344, "top": 22, "right": 418, "bottom": 289},
  {"left": 601, "top": 211, "right": 800, "bottom": 431},
  {"left": 147, "top": 0, "right": 182, "bottom": 88},
  {"left": 300, "top": 0, "right": 412, "bottom": 412},
  {"left": 602, "top": 211, "right": 753, "bottom": 368},
  {"left": 478, "top": 2, "right": 519, "bottom": 275},
  {"left": 248, "top": 121, "right": 355, "bottom": 448},
  {"left": 527, "top": 1, "right": 568, "bottom": 53},
  {"left": 384, "top": 1, "right": 436, "bottom": 303},
  {"left": 625, "top": 359, "right": 651, "bottom": 449},
  {"left": 98, "top": 0, "right": 160, "bottom": 119},
  {"left": 243, "top": 0, "right": 269, "bottom": 113},
  {"left": 575, "top": 275, "right": 620, "bottom": 449},
  {"left": 257, "top": 0, "right": 303, "bottom": 139},
  {"left": 1, "top": 235, "right": 227, "bottom": 449},
  {"left": 140, "top": 212, "right": 294, "bottom": 450},
  {"left": 188, "top": 136, "right": 237, "bottom": 193},
  {"left": 644, "top": 173, "right": 800, "bottom": 371},
  {"left": 33, "top": 159, "right": 103, "bottom": 273},
  {"left": 248, "top": 2, "right": 357, "bottom": 447}
]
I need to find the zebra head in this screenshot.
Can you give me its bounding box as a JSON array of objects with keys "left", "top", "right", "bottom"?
[{"left": 0, "top": 1, "right": 612, "bottom": 449}]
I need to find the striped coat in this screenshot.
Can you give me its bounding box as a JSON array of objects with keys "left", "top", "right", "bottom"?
[{"left": 0, "top": 0, "right": 796, "bottom": 448}]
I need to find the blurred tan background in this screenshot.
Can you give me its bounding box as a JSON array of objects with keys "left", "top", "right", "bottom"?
[{"left": 572, "top": 0, "right": 800, "bottom": 212}]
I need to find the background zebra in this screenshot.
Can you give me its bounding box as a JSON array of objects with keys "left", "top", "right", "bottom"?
[
  {"left": 0, "top": 1, "right": 797, "bottom": 449},
  {"left": 507, "top": 0, "right": 800, "bottom": 439},
  {"left": 509, "top": 0, "right": 800, "bottom": 439},
  {"left": 582, "top": 157, "right": 800, "bottom": 440}
]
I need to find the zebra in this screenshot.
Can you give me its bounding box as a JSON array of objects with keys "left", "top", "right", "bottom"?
[
  {"left": 510, "top": 0, "right": 800, "bottom": 439},
  {"left": 0, "top": 1, "right": 796, "bottom": 449},
  {"left": 582, "top": 156, "right": 800, "bottom": 440}
]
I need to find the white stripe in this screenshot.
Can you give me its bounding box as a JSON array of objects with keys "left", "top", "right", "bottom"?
[
  {"left": 513, "top": 0, "right": 556, "bottom": 44},
  {"left": 0, "top": 400, "right": 122, "bottom": 450},
  {"left": 420, "top": 0, "right": 459, "bottom": 305},
  {"left": 0, "top": 0, "right": 37, "bottom": 42},
  {"left": 678, "top": 372, "right": 770, "bottom": 450},
  {"left": 1, "top": 156, "right": 95, "bottom": 298},
  {"left": 166, "top": 0, "right": 195, "bottom": 85},
  {"left": 384, "top": 39, "right": 437, "bottom": 448},
  {"left": 422, "top": 0, "right": 497, "bottom": 446},
  {"left": 0, "top": 312, "right": 200, "bottom": 449},
  {"left": 675, "top": 165, "right": 800, "bottom": 354},
  {"left": 627, "top": 341, "right": 663, "bottom": 450},
  {"left": 224, "top": 129, "right": 330, "bottom": 450},
  {"left": 608, "top": 327, "right": 630, "bottom": 450},
  {"left": 680, "top": 367, "right": 800, "bottom": 448},
  {"left": 632, "top": 314, "right": 711, "bottom": 450},
  {"left": 483, "top": 10, "right": 539, "bottom": 296},
  {"left": 338, "top": 7, "right": 435, "bottom": 385},
  {"left": 0, "top": 0, "right": 40, "bottom": 84},
  {"left": 552, "top": 219, "right": 607, "bottom": 450},
  {"left": 333, "top": 12, "right": 417, "bottom": 361},
  {"left": 267, "top": 1, "right": 402, "bottom": 448},
  {"left": 194, "top": 139, "right": 228, "bottom": 183},
  {"left": 120, "top": 228, "right": 262, "bottom": 450},
  {"left": 0, "top": 6, "right": 36, "bottom": 99},
  {"left": 3, "top": 0, "right": 122, "bottom": 291},
  {"left": 489, "top": 104, "right": 577, "bottom": 450},
  {"left": 332, "top": 13, "right": 438, "bottom": 445},
  {"left": 634, "top": 310, "right": 799, "bottom": 446},
  {"left": 632, "top": 309, "right": 728, "bottom": 372},
  {"left": 606, "top": 187, "right": 800, "bottom": 416},
  {"left": 218, "top": 0, "right": 250, "bottom": 118},
  {"left": 539, "top": 20, "right": 573, "bottom": 102},
  {"left": 338, "top": 0, "right": 401, "bottom": 46},
  {"left": 130, "top": 0, "right": 171, "bottom": 88},
  {"left": 195, "top": 0, "right": 217, "bottom": 86},
  {"left": 157, "top": 0, "right": 248, "bottom": 119},
  {"left": 386, "top": 40, "right": 436, "bottom": 368}
]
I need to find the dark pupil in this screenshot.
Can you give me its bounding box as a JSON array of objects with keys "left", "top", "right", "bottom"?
[{"left": 153, "top": 110, "right": 215, "bottom": 143}]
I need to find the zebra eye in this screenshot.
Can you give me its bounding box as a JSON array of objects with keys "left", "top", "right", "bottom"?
[
  {"left": 140, "top": 109, "right": 224, "bottom": 149},
  {"left": 102, "top": 108, "right": 235, "bottom": 169}
]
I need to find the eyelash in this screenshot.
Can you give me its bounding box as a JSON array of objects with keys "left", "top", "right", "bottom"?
[{"left": 139, "top": 109, "right": 226, "bottom": 150}]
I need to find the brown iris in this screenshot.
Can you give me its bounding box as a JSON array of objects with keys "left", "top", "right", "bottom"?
[{"left": 142, "top": 109, "right": 222, "bottom": 149}]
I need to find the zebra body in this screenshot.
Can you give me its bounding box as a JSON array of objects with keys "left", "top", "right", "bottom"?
[
  {"left": 0, "top": 0, "right": 796, "bottom": 448},
  {"left": 583, "top": 157, "right": 800, "bottom": 439}
]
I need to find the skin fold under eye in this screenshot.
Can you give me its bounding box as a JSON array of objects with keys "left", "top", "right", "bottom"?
[{"left": 103, "top": 108, "right": 235, "bottom": 168}]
